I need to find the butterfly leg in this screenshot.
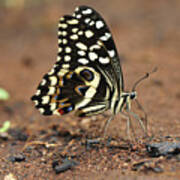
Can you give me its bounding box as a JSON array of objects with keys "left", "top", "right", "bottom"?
[
  {"left": 85, "top": 116, "right": 114, "bottom": 145},
  {"left": 102, "top": 115, "right": 114, "bottom": 137},
  {"left": 127, "top": 110, "right": 148, "bottom": 137},
  {"left": 120, "top": 112, "right": 136, "bottom": 140},
  {"left": 135, "top": 99, "right": 148, "bottom": 133}
]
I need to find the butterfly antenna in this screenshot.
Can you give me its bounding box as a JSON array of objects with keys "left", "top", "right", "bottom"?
[{"left": 132, "top": 67, "right": 158, "bottom": 91}]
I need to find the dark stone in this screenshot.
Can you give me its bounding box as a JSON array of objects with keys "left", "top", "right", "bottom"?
[
  {"left": 52, "top": 160, "right": 59, "bottom": 168},
  {"left": 0, "top": 132, "right": 9, "bottom": 140},
  {"left": 84, "top": 138, "right": 101, "bottom": 150},
  {"left": 146, "top": 141, "right": 180, "bottom": 157},
  {"left": 152, "top": 167, "right": 164, "bottom": 173},
  {"left": 52, "top": 159, "right": 78, "bottom": 174},
  {"left": 8, "top": 128, "right": 28, "bottom": 141},
  {"left": 8, "top": 153, "right": 26, "bottom": 162},
  {"left": 132, "top": 161, "right": 145, "bottom": 171}
]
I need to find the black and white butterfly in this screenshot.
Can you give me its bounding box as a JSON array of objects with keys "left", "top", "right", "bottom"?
[{"left": 31, "top": 6, "right": 153, "bottom": 135}]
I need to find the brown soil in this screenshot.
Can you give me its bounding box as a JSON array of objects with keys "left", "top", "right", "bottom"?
[{"left": 0, "top": 1, "right": 180, "bottom": 179}]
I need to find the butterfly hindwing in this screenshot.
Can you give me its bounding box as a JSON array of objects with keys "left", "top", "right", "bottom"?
[{"left": 31, "top": 6, "right": 124, "bottom": 117}]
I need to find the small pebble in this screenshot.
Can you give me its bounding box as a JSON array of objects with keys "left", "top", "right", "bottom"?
[
  {"left": 153, "top": 167, "right": 164, "bottom": 173},
  {"left": 146, "top": 141, "right": 180, "bottom": 157},
  {"left": 8, "top": 153, "right": 26, "bottom": 163},
  {"left": 0, "top": 132, "right": 9, "bottom": 140},
  {"left": 52, "top": 159, "right": 78, "bottom": 174},
  {"left": 86, "top": 139, "right": 100, "bottom": 145},
  {"left": 8, "top": 128, "right": 28, "bottom": 141},
  {"left": 84, "top": 138, "right": 101, "bottom": 150},
  {"left": 175, "top": 154, "right": 180, "bottom": 162}
]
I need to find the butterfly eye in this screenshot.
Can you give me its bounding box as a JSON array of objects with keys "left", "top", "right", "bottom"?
[
  {"left": 130, "top": 92, "right": 136, "bottom": 99},
  {"left": 80, "top": 69, "right": 94, "bottom": 81}
]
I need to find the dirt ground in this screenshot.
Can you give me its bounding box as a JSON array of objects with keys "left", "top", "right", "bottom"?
[{"left": 0, "top": 0, "right": 180, "bottom": 179}]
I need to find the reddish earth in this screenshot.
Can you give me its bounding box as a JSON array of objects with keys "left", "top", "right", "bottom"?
[{"left": 0, "top": 1, "right": 180, "bottom": 179}]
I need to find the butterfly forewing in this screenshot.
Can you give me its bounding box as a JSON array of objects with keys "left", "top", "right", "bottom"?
[
  {"left": 31, "top": 6, "right": 124, "bottom": 117},
  {"left": 74, "top": 6, "right": 124, "bottom": 89}
]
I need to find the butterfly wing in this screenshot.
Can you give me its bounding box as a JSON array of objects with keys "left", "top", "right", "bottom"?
[
  {"left": 31, "top": 6, "right": 124, "bottom": 117},
  {"left": 74, "top": 6, "right": 124, "bottom": 89}
]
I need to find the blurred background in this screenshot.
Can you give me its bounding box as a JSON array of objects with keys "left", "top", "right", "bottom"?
[
  {"left": 0, "top": 0, "right": 180, "bottom": 137},
  {"left": 0, "top": 0, "right": 180, "bottom": 179}
]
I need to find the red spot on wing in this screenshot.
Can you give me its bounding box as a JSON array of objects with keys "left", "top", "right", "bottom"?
[{"left": 58, "top": 109, "right": 64, "bottom": 115}]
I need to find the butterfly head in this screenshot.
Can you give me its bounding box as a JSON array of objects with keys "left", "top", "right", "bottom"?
[
  {"left": 129, "top": 91, "right": 137, "bottom": 100},
  {"left": 120, "top": 91, "right": 137, "bottom": 113}
]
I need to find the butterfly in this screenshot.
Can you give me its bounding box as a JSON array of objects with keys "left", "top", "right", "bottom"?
[{"left": 31, "top": 6, "right": 154, "bottom": 136}]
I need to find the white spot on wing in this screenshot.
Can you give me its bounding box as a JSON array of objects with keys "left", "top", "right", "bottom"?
[
  {"left": 62, "top": 39, "right": 67, "bottom": 44},
  {"left": 105, "top": 32, "right": 111, "bottom": 39},
  {"left": 82, "top": 8, "right": 92, "bottom": 15},
  {"left": 78, "top": 31, "right": 83, "bottom": 35},
  {"left": 53, "top": 110, "right": 60, "bottom": 115},
  {"left": 96, "top": 21, "right": 104, "bottom": 29},
  {"left": 57, "top": 56, "right": 61, "bottom": 61},
  {"left": 53, "top": 64, "right": 58, "bottom": 68},
  {"left": 48, "top": 87, "right": 56, "bottom": 95},
  {"left": 70, "top": 34, "right": 78, "bottom": 40},
  {"left": 100, "top": 33, "right": 111, "bottom": 41},
  {"left": 42, "top": 96, "right": 50, "bottom": 104},
  {"left": 35, "top": 89, "right": 41, "bottom": 96},
  {"left": 39, "top": 108, "right": 45, "bottom": 114},
  {"left": 67, "top": 19, "right": 79, "bottom": 25},
  {"left": 72, "top": 28, "right": 78, "bottom": 33},
  {"left": 78, "top": 50, "right": 86, "bottom": 56},
  {"left": 90, "top": 44, "right": 101, "bottom": 51},
  {"left": 65, "top": 47, "right": 72, "bottom": 53},
  {"left": 58, "top": 47, "right": 63, "bottom": 52},
  {"left": 75, "top": 7, "right": 79, "bottom": 12},
  {"left": 99, "top": 57, "right": 110, "bottom": 64},
  {"left": 48, "top": 68, "right": 55, "bottom": 75},
  {"left": 89, "top": 52, "right": 98, "bottom": 61},
  {"left": 58, "top": 39, "right": 62, "bottom": 44},
  {"left": 59, "top": 23, "right": 68, "bottom": 29},
  {"left": 49, "top": 76, "right": 57, "bottom": 86},
  {"left": 34, "top": 100, "right": 39, "bottom": 106},
  {"left": 97, "top": 40, "right": 103, "bottom": 46},
  {"left": 64, "top": 55, "right": 71, "bottom": 62},
  {"left": 89, "top": 21, "right": 95, "bottom": 26},
  {"left": 76, "top": 14, "right": 82, "bottom": 19},
  {"left": 62, "top": 64, "right": 70, "bottom": 69},
  {"left": 108, "top": 50, "right": 115, "bottom": 57},
  {"left": 60, "top": 17, "right": 65, "bottom": 22},
  {"left": 62, "top": 31, "right": 67, "bottom": 36},
  {"left": 76, "top": 42, "right": 87, "bottom": 50},
  {"left": 85, "top": 30, "right": 94, "bottom": 38},
  {"left": 41, "top": 79, "right": 46, "bottom": 86},
  {"left": 85, "top": 18, "right": 91, "bottom": 24},
  {"left": 78, "top": 58, "right": 89, "bottom": 65},
  {"left": 100, "top": 36, "right": 108, "bottom": 41},
  {"left": 58, "top": 69, "right": 68, "bottom": 76},
  {"left": 50, "top": 103, "right": 56, "bottom": 111}
]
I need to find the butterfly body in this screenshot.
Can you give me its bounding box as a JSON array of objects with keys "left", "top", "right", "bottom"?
[{"left": 31, "top": 6, "right": 137, "bottom": 122}]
